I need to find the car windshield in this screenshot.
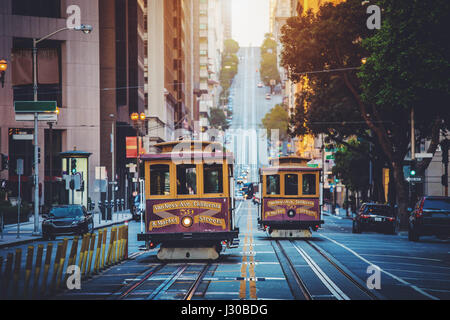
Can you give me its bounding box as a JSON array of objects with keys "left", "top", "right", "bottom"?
[
  {"left": 49, "top": 207, "right": 83, "bottom": 218},
  {"left": 364, "top": 205, "right": 393, "bottom": 216},
  {"left": 423, "top": 198, "right": 450, "bottom": 211}
]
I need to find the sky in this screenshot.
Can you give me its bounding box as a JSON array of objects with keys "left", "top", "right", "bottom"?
[{"left": 232, "top": 0, "right": 270, "bottom": 47}]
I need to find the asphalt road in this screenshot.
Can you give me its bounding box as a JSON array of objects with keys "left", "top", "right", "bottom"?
[
  {"left": 227, "top": 47, "right": 282, "bottom": 182},
  {"left": 54, "top": 201, "right": 450, "bottom": 300}
]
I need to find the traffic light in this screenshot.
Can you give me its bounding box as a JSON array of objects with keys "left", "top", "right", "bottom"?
[
  {"left": 38, "top": 147, "right": 41, "bottom": 164},
  {"left": 71, "top": 159, "right": 77, "bottom": 174},
  {"left": 1, "top": 154, "right": 9, "bottom": 171},
  {"left": 80, "top": 180, "right": 85, "bottom": 192},
  {"left": 410, "top": 161, "right": 417, "bottom": 177}
]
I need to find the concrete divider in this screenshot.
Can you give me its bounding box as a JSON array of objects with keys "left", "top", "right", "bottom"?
[
  {"left": 32, "top": 244, "right": 44, "bottom": 298},
  {"left": 86, "top": 233, "right": 96, "bottom": 277},
  {"left": 41, "top": 243, "right": 53, "bottom": 296},
  {"left": 12, "top": 248, "right": 22, "bottom": 297},
  {"left": 24, "top": 246, "right": 34, "bottom": 297},
  {"left": 1, "top": 252, "right": 13, "bottom": 298},
  {"left": 0, "top": 222, "right": 129, "bottom": 299}
]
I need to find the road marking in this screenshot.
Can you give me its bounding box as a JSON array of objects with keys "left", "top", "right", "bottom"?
[
  {"left": 320, "top": 234, "right": 439, "bottom": 300},
  {"left": 361, "top": 253, "right": 442, "bottom": 262},
  {"left": 291, "top": 242, "right": 350, "bottom": 300}
]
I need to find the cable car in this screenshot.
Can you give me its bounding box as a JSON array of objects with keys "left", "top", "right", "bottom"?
[
  {"left": 137, "top": 140, "right": 240, "bottom": 260},
  {"left": 257, "top": 156, "right": 324, "bottom": 238}
]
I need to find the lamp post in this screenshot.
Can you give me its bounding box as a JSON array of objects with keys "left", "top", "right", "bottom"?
[
  {"left": 0, "top": 59, "right": 7, "bottom": 88},
  {"left": 31, "top": 24, "right": 93, "bottom": 235},
  {"left": 131, "top": 112, "right": 146, "bottom": 193}
]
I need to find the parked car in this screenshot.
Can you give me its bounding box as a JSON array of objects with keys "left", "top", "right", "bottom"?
[
  {"left": 352, "top": 203, "right": 397, "bottom": 234},
  {"left": 42, "top": 205, "right": 94, "bottom": 240},
  {"left": 409, "top": 196, "right": 450, "bottom": 241}
]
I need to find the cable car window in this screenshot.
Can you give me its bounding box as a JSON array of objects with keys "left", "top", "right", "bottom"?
[
  {"left": 150, "top": 164, "right": 170, "bottom": 196},
  {"left": 177, "top": 164, "right": 197, "bottom": 195},
  {"left": 204, "top": 164, "right": 223, "bottom": 194},
  {"left": 302, "top": 174, "right": 316, "bottom": 195},
  {"left": 285, "top": 174, "right": 298, "bottom": 196},
  {"left": 266, "top": 175, "right": 280, "bottom": 195}
]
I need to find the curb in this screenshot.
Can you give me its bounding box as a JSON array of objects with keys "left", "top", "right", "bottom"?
[{"left": 0, "top": 216, "right": 132, "bottom": 249}]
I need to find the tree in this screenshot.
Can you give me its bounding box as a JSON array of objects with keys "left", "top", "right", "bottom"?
[
  {"left": 224, "top": 39, "right": 240, "bottom": 55},
  {"left": 262, "top": 104, "right": 290, "bottom": 141},
  {"left": 260, "top": 33, "right": 281, "bottom": 86},
  {"left": 208, "top": 107, "right": 230, "bottom": 130},
  {"left": 280, "top": 0, "right": 450, "bottom": 226},
  {"left": 358, "top": 0, "right": 450, "bottom": 225}
]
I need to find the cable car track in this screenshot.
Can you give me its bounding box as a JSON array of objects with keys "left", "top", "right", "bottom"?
[
  {"left": 116, "top": 262, "right": 211, "bottom": 300},
  {"left": 274, "top": 239, "right": 380, "bottom": 300}
]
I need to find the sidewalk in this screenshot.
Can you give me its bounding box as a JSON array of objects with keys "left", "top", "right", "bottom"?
[
  {"left": 0, "top": 210, "right": 133, "bottom": 249},
  {"left": 322, "top": 207, "right": 354, "bottom": 220}
]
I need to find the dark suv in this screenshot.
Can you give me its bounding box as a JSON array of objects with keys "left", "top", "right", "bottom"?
[
  {"left": 42, "top": 205, "right": 94, "bottom": 240},
  {"left": 353, "top": 203, "right": 397, "bottom": 234},
  {"left": 409, "top": 196, "right": 450, "bottom": 241}
]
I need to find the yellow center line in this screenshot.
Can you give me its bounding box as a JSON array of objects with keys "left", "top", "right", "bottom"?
[{"left": 248, "top": 206, "right": 257, "bottom": 300}]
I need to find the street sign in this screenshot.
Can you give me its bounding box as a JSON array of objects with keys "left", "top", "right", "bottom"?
[
  {"left": 14, "top": 101, "right": 57, "bottom": 113},
  {"left": 12, "top": 134, "right": 34, "bottom": 141},
  {"left": 415, "top": 153, "right": 433, "bottom": 159},
  {"left": 16, "top": 159, "right": 24, "bottom": 175},
  {"left": 15, "top": 113, "right": 58, "bottom": 122},
  {"left": 406, "top": 177, "right": 423, "bottom": 182}
]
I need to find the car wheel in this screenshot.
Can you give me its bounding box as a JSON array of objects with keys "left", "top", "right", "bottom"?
[{"left": 408, "top": 225, "right": 419, "bottom": 242}]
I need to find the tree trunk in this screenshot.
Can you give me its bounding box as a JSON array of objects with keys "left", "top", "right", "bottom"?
[{"left": 392, "top": 162, "right": 409, "bottom": 229}]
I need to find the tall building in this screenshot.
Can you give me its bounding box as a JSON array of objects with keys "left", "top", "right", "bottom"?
[
  {"left": 0, "top": 0, "right": 101, "bottom": 207},
  {"left": 222, "top": 0, "right": 232, "bottom": 39},
  {"left": 198, "top": 0, "right": 224, "bottom": 135},
  {"left": 99, "top": 0, "right": 146, "bottom": 203},
  {"left": 145, "top": 0, "right": 195, "bottom": 144}
]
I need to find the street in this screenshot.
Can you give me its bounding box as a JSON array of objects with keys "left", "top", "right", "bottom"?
[{"left": 53, "top": 201, "right": 450, "bottom": 300}]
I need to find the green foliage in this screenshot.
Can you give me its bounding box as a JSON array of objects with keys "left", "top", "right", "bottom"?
[
  {"left": 208, "top": 107, "right": 230, "bottom": 130},
  {"left": 224, "top": 39, "right": 240, "bottom": 55},
  {"left": 332, "top": 140, "right": 370, "bottom": 193},
  {"left": 220, "top": 39, "right": 240, "bottom": 103},
  {"left": 260, "top": 34, "right": 280, "bottom": 86},
  {"left": 262, "top": 104, "right": 290, "bottom": 140}
]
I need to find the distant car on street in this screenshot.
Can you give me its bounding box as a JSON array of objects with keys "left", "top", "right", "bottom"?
[
  {"left": 352, "top": 203, "right": 397, "bottom": 234},
  {"left": 257, "top": 82, "right": 264, "bottom": 88},
  {"left": 42, "top": 205, "right": 94, "bottom": 240},
  {"left": 265, "top": 93, "right": 271, "bottom": 100},
  {"left": 409, "top": 196, "right": 450, "bottom": 241}
]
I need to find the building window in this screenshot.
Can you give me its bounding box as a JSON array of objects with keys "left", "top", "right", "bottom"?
[
  {"left": 12, "top": 0, "right": 61, "bottom": 18},
  {"left": 177, "top": 164, "right": 197, "bottom": 195},
  {"left": 285, "top": 174, "right": 298, "bottom": 196},
  {"left": 203, "top": 164, "right": 223, "bottom": 194},
  {"left": 150, "top": 165, "right": 171, "bottom": 196},
  {"left": 266, "top": 175, "right": 280, "bottom": 195},
  {"left": 302, "top": 174, "right": 317, "bottom": 196},
  {"left": 11, "top": 38, "right": 62, "bottom": 107}
]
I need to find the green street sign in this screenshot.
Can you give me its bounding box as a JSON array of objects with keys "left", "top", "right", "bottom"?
[
  {"left": 307, "top": 163, "right": 319, "bottom": 168},
  {"left": 14, "top": 101, "right": 57, "bottom": 113},
  {"left": 326, "top": 155, "right": 335, "bottom": 160}
]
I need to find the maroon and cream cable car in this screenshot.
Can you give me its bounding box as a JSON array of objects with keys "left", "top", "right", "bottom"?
[
  {"left": 137, "top": 141, "right": 239, "bottom": 260},
  {"left": 258, "top": 156, "right": 324, "bottom": 238}
]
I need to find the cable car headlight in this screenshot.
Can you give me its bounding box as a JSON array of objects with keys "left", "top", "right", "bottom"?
[
  {"left": 287, "top": 209, "right": 296, "bottom": 218},
  {"left": 181, "top": 216, "right": 194, "bottom": 228}
]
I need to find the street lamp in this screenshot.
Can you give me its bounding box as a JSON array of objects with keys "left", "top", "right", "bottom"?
[
  {"left": 0, "top": 59, "right": 7, "bottom": 88},
  {"left": 31, "top": 24, "right": 93, "bottom": 235},
  {"left": 130, "top": 113, "right": 146, "bottom": 193}
]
